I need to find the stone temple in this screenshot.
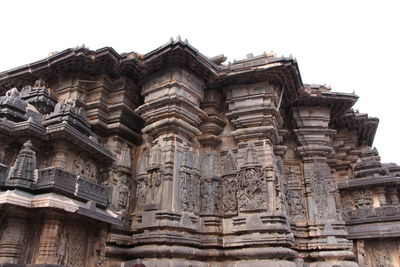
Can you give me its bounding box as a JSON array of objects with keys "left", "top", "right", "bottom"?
[{"left": 0, "top": 38, "right": 399, "bottom": 267}]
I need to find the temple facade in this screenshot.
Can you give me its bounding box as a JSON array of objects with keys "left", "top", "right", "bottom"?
[{"left": 0, "top": 39, "right": 399, "bottom": 267}]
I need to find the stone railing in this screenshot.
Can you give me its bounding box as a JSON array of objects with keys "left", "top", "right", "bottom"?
[
  {"left": 343, "top": 205, "right": 400, "bottom": 223},
  {"left": 76, "top": 176, "right": 108, "bottom": 207},
  {"left": 35, "top": 167, "right": 77, "bottom": 194},
  {"left": 34, "top": 167, "right": 107, "bottom": 207}
]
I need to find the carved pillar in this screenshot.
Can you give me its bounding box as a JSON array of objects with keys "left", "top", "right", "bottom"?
[
  {"left": 223, "top": 82, "right": 296, "bottom": 261},
  {"left": 225, "top": 82, "right": 282, "bottom": 213},
  {"left": 197, "top": 89, "right": 225, "bottom": 231},
  {"left": 134, "top": 68, "right": 206, "bottom": 228},
  {"left": 0, "top": 209, "right": 28, "bottom": 264},
  {"left": 35, "top": 211, "right": 61, "bottom": 264},
  {"left": 292, "top": 106, "right": 358, "bottom": 267},
  {"left": 376, "top": 187, "right": 388, "bottom": 206},
  {"left": 52, "top": 142, "right": 68, "bottom": 169}
]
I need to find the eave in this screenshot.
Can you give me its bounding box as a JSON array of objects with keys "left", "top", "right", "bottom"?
[
  {"left": 0, "top": 47, "right": 142, "bottom": 94},
  {"left": 333, "top": 109, "right": 379, "bottom": 146}
]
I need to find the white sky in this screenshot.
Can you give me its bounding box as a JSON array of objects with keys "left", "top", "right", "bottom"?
[{"left": 1, "top": 0, "right": 399, "bottom": 163}]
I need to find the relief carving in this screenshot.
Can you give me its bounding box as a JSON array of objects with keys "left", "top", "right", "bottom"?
[
  {"left": 64, "top": 222, "right": 87, "bottom": 267},
  {"left": 364, "top": 239, "right": 395, "bottom": 267},
  {"left": 55, "top": 220, "right": 88, "bottom": 267},
  {"left": 137, "top": 144, "right": 164, "bottom": 211},
  {"left": 200, "top": 180, "right": 221, "bottom": 214},
  {"left": 275, "top": 159, "right": 288, "bottom": 214},
  {"left": 222, "top": 177, "right": 237, "bottom": 215},
  {"left": 237, "top": 167, "right": 268, "bottom": 211},
  {"left": 93, "top": 227, "right": 108, "bottom": 267},
  {"left": 180, "top": 172, "right": 199, "bottom": 212},
  {"left": 221, "top": 151, "right": 238, "bottom": 215},
  {"left": 179, "top": 149, "right": 200, "bottom": 212},
  {"left": 74, "top": 156, "right": 97, "bottom": 181},
  {"left": 138, "top": 169, "right": 163, "bottom": 211},
  {"left": 306, "top": 163, "right": 337, "bottom": 220},
  {"left": 309, "top": 169, "right": 328, "bottom": 219},
  {"left": 199, "top": 150, "right": 221, "bottom": 214},
  {"left": 340, "top": 193, "right": 355, "bottom": 220},
  {"left": 236, "top": 144, "right": 267, "bottom": 212},
  {"left": 354, "top": 189, "right": 373, "bottom": 209},
  {"left": 114, "top": 174, "right": 130, "bottom": 212},
  {"left": 285, "top": 166, "right": 306, "bottom": 221}
]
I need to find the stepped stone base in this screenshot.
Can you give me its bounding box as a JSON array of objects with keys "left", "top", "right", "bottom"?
[{"left": 124, "top": 259, "right": 297, "bottom": 267}]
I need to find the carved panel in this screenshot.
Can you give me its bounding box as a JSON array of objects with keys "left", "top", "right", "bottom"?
[
  {"left": 222, "top": 177, "right": 237, "bottom": 216},
  {"left": 199, "top": 150, "right": 221, "bottom": 215},
  {"left": 93, "top": 227, "right": 108, "bottom": 267},
  {"left": 364, "top": 239, "right": 396, "bottom": 267},
  {"left": 236, "top": 167, "right": 268, "bottom": 212},
  {"left": 200, "top": 179, "right": 221, "bottom": 215},
  {"left": 179, "top": 172, "right": 199, "bottom": 212},
  {"left": 137, "top": 169, "right": 163, "bottom": 211},
  {"left": 285, "top": 165, "right": 306, "bottom": 221},
  {"left": 344, "top": 205, "right": 400, "bottom": 220},
  {"left": 275, "top": 158, "right": 288, "bottom": 214},
  {"left": 63, "top": 221, "right": 87, "bottom": 267},
  {"left": 305, "top": 162, "right": 337, "bottom": 220},
  {"left": 354, "top": 189, "right": 373, "bottom": 209},
  {"left": 74, "top": 155, "right": 97, "bottom": 181},
  {"left": 221, "top": 152, "right": 237, "bottom": 216},
  {"left": 109, "top": 173, "right": 131, "bottom": 212},
  {"left": 340, "top": 193, "right": 355, "bottom": 220}
]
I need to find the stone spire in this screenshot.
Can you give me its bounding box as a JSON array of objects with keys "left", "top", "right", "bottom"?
[{"left": 6, "top": 140, "right": 37, "bottom": 188}]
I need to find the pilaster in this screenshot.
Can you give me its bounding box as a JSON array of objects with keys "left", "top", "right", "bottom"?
[
  {"left": 0, "top": 209, "right": 29, "bottom": 264},
  {"left": 223, "top": 82, "right": 296, "bottom": 262},
  {"left": 133, "top": 68, "right": 206, "bottom": 244},
  {"left": 292, "top": 106, "right": 358, "bottom": 267},
  {"left": 52, "top": 142, "right": 68, "bottom": 169},
  {"left": 35, "top": 211, "right": 62, "bottom": 265},
  {"left": 198, "top": 89, "right": 226, "bottom": 234}
]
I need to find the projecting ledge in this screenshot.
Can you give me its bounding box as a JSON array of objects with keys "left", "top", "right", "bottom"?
[
  {"left": 346, "top": 220, "right": 400, "bottom": 239},
  {"left": 106, "top": 245, "right": 298, "bottom": 261},
  {"left": 0, "top": 189, "right": 120, "bottom": 224}
]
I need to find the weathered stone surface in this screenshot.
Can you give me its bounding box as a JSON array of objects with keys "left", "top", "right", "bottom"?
[{"left": 0, "top": 39, "right": 398, "bottom": 266}]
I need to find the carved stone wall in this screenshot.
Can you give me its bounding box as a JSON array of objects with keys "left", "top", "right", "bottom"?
[{"left": 0, "top": 40, "right": 399, "bottom": 267}]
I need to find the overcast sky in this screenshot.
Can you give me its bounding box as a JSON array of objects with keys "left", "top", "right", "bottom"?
[{"left": 1, "top": 0, "right": 399, "bottom": 163}]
